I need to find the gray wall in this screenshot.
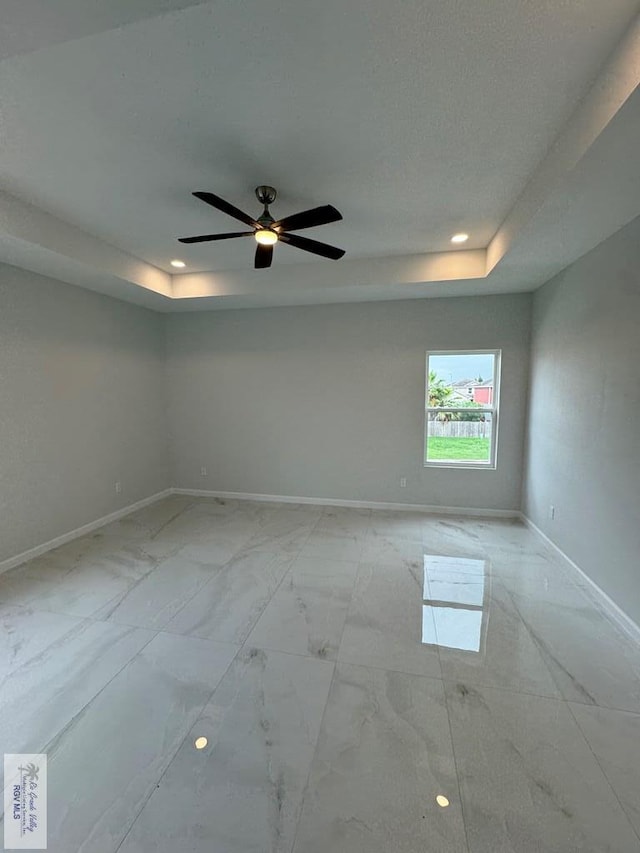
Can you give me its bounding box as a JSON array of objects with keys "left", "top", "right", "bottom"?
[
  {"left": 167, "top": 294, "right": 531, "bottom": 510},
  {"left": 0, "top": 264, "right": 169, "bottom": 562},
  {"left": 523, "top": 216, "right": 640, "bottom": 625}
]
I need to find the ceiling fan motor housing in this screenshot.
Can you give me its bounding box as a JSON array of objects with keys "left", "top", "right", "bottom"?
[{"left": 255, "top": 185, "right": 277, "bottom": 206}]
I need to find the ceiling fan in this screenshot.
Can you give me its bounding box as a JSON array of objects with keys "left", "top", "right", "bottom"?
[{"left": 178, "top": 186, "right": 345, "bottom": 269}]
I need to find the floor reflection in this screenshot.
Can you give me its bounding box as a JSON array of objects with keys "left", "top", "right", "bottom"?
[{"left": 421, "top": 555, "right": 488, "bottom": 652}]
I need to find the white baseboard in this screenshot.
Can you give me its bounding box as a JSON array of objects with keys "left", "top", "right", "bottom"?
[
  {"left": 172, "top": 488, "right": 520, "bottom": 518},
  {"left": 5, "top": 484, "right": 637, "bottom": 648},
  {"left": 521, "top": 514, "right": 640, "bottom": 647},
  {"left": 0, "top": 483, "right": 517, "bottom": 580},
  {"left": 0, "top": 489, "right": 173, "bottom": 576}
]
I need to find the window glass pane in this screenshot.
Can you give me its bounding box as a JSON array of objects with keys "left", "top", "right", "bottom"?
[
  {"left": 426, "top": 411, "right": 493, "bottom": 463},
  {"left": 427, "top": 353, "right": 495, "bottom": 408}
]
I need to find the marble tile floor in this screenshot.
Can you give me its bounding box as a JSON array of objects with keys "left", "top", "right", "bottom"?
[{"left": 1, "top": 496, "right": 639, "bottom": 851}]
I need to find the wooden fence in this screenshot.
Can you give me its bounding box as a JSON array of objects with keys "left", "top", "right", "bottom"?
[{"left": 427, "top": 419, "right": 491, "bottom": 438}]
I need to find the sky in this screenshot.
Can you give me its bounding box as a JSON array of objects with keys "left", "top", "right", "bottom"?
[{"left": 428, "top": 353, "right": 495, "bottom": 384}]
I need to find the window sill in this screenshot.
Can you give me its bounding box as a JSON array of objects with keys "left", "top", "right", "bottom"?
[{"left": 424, "top": 461, "right": 497, "bottom": 470}]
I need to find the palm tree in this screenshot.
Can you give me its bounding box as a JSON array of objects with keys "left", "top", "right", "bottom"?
[
  {"left": 428, "top": 371, "right": 453, "bottom": 406},
  {"left": 428, "top": 371, "right": 457, "bottom": 421}
]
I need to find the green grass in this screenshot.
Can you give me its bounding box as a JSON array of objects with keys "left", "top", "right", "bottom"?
[{"left": 426, "top": 437, "right": 490, "bottom": 462}]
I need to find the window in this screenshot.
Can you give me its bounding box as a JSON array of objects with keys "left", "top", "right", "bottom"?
[{"left": 425, "top": 350, "right": 501, "bottom": 468}]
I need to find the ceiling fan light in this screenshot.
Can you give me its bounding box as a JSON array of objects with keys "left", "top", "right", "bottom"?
[{"left": 255, "top": 228, "right": 278, "bottom": 246}]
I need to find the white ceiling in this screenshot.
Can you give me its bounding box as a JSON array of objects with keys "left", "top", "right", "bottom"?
[
  {"left": 0, "top": 1, "right": 207, "bottom": 61},
  {"left": 1, "top": 0, "right": 640, "bottom": 310}
]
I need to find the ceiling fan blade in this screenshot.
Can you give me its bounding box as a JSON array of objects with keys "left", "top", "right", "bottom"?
[
  {"left": 178, "top": 231, "right": 254, "bottom": 244},
  {"left": 278, "top": 232, "right": 345, "bottom": 260},
  {"left": 254, "top": 243, "right": 274, "bottom": 269},
  {"left": 272, "top": 204, "right": 342, "bottom": 232},
  {"left": 193, "top": 191, "right": 260, "bottom": 229}
]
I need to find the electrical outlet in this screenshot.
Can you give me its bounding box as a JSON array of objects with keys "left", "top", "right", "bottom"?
[
  {"left": 200, "top": 466, "right": 207, "bottom": 477},
  {"left": 400, "top": 477, "right": 407, "bottom": 488},
  {"left": 549, "top": 504, "right": 555, "bottom": 520},
  {"left": 115, "top": 481, "right": 122, "bottom": 494}
]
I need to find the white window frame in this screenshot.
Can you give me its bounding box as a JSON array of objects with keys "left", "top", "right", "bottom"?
[{"left": 424, "top": 349, "right": 501, "bottom": 469}]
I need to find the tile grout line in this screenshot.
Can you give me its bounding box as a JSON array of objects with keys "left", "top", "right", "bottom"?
[
  {"left": 239, "top": 512, "right": 324, "bottom": 651},
  {"left": 22, "top": 505, "right": 321, "bottom": 665},
  {"left": 110, "top": 501, "right": 309, "bottom": 638},
  {"left": 38, "top": 623, "right": 162, "bottom": 758},
  {"left": 0, "top": 498, "right": 198, "bottom": 626},
  {"left": 149, "top": 546, "right": 248, "bottom": 636},
  {"left": 441, "top": 682, "right": 473, "bottom": 853},
  {"left": 500, "top": 579, "right": 640, "bottom": 712},
  {"left": 287, "top": 659, "right": 339, "bottom": 853},
  {"left": 233, "top": 508, "right": 331, "bottom": 655},
  {"left": 497, "top": 580, "right": 571, "bottom": 703}
]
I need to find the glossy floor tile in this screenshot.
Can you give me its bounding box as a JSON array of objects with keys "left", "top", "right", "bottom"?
[
  {"left": 299, "top": 507, "right": 370, "bottom": 561},
  {"left": 569, "top": 702, "right": 640, "bottom": 837},
  {"left": 99, "top": 552, "right": 216, "bottom": 629},
  {"left": 436, "top": 581, "right": 562, "bottom": 697},
  {"left": 0, "top": 497, "right": 639, "bottom": 853},
  {"left": 246, "top": 555, "right": 357, "bottom": 660},
  {"left": 0, "top": 603, "right": 83, "bottom": 678},
  {"left": 240, "top": 506, "right": 322, "bottom": 554},
  {"left": 44, "top": 633, "right": 237, "bottom": 853},
  {"left": 292, "top": 662, "right": 468, "bottom": 853},
  {"left": 359, "top": 531, "right": 426, "bottom": 569},
  {"left": 119, "top": 648, "right": 333, "bottom": 853},
  {"left": 0, "top": 620, "right": 154, "bottom": 756},
  {"left": 509, "top": 587, "right": 640, "bottom": 711},
  {"left": 339, "top": 559, "right": 442, "bottom": 677},
  {"left": 166, "top": 550, "right": 293, "bottom": 643},
  {"left": 445, "top": 682, "right": 639, "bottom": 852}
]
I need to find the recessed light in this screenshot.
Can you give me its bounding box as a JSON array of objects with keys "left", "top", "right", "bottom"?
[
  {"left": 170, "top": 259, "right": 186, "bottom": 268},
  {"left": 436, "top": 795, "right": 450, "bottom": 808},
  {"left": 194, "top": 736, "right": 208, "bottom": 750},
  {"left": 450, "top": 233, "right": 469, "bottom": 244}
]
